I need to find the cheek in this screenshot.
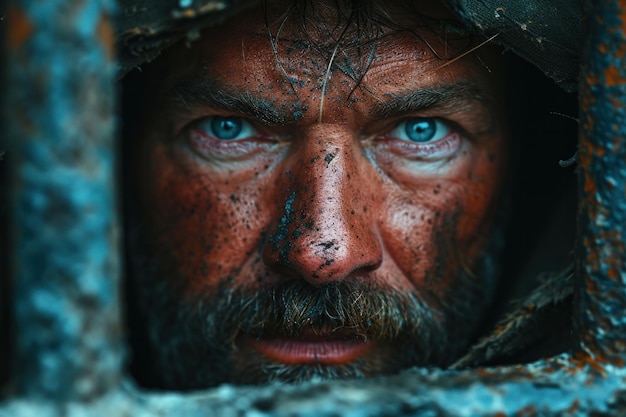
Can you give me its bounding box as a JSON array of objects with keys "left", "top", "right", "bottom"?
[
  {"left": 142, "top": 146, "right": 269, "bottom": 293},
  {"left": 379, "top": 149, "right": 505, "bottom": 290},
  {"left": 455, "top": 149, "right": 507, "bottom": 251},
  {"left": 380, "top": 186, "right": 462, "bottom": 284}
]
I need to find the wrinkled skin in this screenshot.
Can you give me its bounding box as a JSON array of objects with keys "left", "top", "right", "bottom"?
[{"left": 127, "top": 0, "right": 509, "bottom": 389}]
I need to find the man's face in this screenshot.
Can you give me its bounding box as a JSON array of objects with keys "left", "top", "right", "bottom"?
[{"left": 129, "top": 0, "right": 508, "bottom": 388}]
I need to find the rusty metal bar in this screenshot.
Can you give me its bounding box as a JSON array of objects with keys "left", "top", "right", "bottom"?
[
  {"left": 3, "top": 0, "right": 122, "bottom": 401},
  {"left": 2, "top": 357, "right": 622, "bottom": 416},
  {"left": 576, "top": 0, "right": 626, "bottom": 364}
]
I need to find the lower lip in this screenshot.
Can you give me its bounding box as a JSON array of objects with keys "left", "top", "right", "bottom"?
[{"left": 244, "top": 337, "right": 374, "bottom": 365}]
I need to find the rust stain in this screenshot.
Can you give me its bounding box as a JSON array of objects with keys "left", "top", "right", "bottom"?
[
  {"left": 566, "top": 399, "right": 580, "bottom": 414},
  {"left": 580, "top": 85, "right": 596, "bottom": 132},
  {"left": 589, "top": 359, "right": 607, "bottom": 374},
  {"left": 616, "top": 41, "right": 626, "bottom": 58},
  {"left": 573, "top": 351, "right": 608, "bottom": 374},
  {"left": 604, "top": 63, "right": 624, "bottom": 87},
  {"left": 585, "top": 275, "right": 598, "bottom": 294},
  {"left": 578, "top": 139, "right": 609, "bottom": 213},
  {"left": 517, "top": 405, "right": 537, "bottom": 416},
  {"left": 586, "top": 73, "right": 600, "bottom": 86},
  {"left": 174, "top": 8, "right": 197, "bottom": 19},
  {"left": 97, "top": 13, "right": 115, "bottom": 61},
  {"left": 583, "top": 172, "right": 596, "bottom": 194},
  {"left": 610, "top": 96, "right": 623, "bottom": 109},
  {"left": 582, "top": 234, "right": 600, "bottom": 277},
  {"left": 475, "top": 368, "right": 495, "bottom": 377},
  {"left": 6, "top": 6, "right": 33, "bottom": 50},
  {"left": 577, "top": 144, "right": 592, "bottom": 166},
  {"left": 585, "top": 140, "right": 607, "bottom": 158},
  {"left": 620, "top": 0, "right": 626, "bottom": 36}
]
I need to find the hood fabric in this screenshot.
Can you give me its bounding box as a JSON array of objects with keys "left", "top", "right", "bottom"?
[{"left": 447, "top": 0, "right": 582, "bottom": 92}]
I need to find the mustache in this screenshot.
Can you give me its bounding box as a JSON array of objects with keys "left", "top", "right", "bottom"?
[
  {"left": 193, "top": 279, "right": 446, "bottom": 350},
  {"left": 137, "top": 269, "right": 488, "bottom": 388}
]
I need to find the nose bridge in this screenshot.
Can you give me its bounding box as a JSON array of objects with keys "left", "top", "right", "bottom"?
[
  {"left": 304, "top": 137, "right": 355, "bottom": 263},
  {"left": 264, "top": 125, "right": 382, "bottom": 285}
]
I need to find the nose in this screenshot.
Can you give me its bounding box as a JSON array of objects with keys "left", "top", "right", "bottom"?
[{"left": 262, "top": 126, "right": 383, "bottom": 286}]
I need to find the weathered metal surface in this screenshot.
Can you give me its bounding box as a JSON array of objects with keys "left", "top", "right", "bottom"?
[
  {"left": 122, "top": 360, "right": 626, "bottom": 417},
  {"left": 0, "top": 358, "right": 624, "bottom": 416},
  {"left": 3, "top": 0, "right": 123, "bottom": 401},
  {"left": 576, "top": 0, "right": 626, "bottom": 365}
]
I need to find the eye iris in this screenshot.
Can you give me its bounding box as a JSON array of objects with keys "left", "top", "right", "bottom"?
[
  {"left": 405, "top": 119, "right": 436, "bottom": 142},
  {"left": 210, "top": 116, "right": 243, "bottom": 140}
]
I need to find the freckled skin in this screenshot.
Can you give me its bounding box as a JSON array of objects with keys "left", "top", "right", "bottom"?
[{"left": 128, "top": 0, "right": 509, "bottom": 388}]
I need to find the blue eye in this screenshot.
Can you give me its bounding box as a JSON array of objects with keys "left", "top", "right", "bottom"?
[
  {"left": 198, "top": 116, "right": 257, "bottom": 140},
  {"left": 391, "top": 118, "right": 451, "bottom": 143}
]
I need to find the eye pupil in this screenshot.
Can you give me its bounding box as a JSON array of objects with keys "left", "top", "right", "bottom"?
[
  {"left": 405, "top": 119, "right": 436, "bottom": 142},
  {"left": 210, "top": 116, "right": 243, "bottom": 140}
]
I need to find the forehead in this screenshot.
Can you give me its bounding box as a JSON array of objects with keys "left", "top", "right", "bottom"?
[
  {"left": 149, "top": 0, "right": 503, "bottom": 126},
  {"left": 159, "top": 0, "right": 479, "bottom": 83}
]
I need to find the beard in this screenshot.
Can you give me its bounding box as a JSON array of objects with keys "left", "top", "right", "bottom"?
[{"left": 127, "top": 225, "right": 501, "bottom": 390}]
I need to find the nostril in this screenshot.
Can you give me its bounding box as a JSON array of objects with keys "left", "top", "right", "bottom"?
[
  {"left": 309, "top": 240, "right": 383, "bottom": 284},
  {"left": 260, "top": 194, "right": 383, "bottom": 285},
  {"left": 262, "top": 225, "right": 383, "bottom": 286}
]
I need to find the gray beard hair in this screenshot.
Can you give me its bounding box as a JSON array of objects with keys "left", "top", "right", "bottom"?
[{"left": 126, "top": 222, "right": 502, "bottom": 390}]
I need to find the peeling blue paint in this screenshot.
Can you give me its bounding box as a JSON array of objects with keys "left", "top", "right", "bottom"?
[{"left": 5, "top": 0, "right": 123, "bottom": 402}]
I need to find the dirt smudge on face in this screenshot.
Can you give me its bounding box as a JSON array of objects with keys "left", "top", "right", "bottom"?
[{"left": 269, "top": 191, "right": 297, "bottom": 265}]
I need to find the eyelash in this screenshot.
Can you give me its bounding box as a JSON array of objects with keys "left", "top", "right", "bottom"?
[
  {"left": 372, "top": 117, "right": 462, "bottom": 157},
  {"left": 182, "top": 113, "right": 463, "bottom": 163},
  {"left": 182, "top": 115, "right": 280, "bottom": 162}
]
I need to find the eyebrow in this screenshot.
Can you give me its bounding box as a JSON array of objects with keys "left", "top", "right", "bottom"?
[
  {"left": 163, "top": 78, "right": 493, "bottom": 124},
  {"left": 163, "top": 78, "right": 291, "bottom": 125},
  {"left": 370, "top": 82, "right": 494, "bottom": 119}
]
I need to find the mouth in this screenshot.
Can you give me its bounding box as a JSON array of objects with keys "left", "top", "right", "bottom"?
[{"left": 242, "top": 329, "right": 375, "bottom": 365}]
